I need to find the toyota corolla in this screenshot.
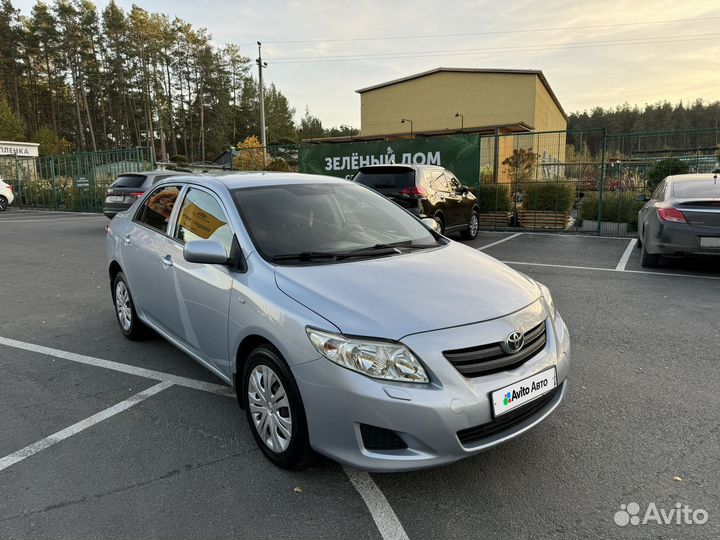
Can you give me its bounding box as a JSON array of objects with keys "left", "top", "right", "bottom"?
[{"left": 106, "top": 172, "right": 570, "bottom": 472}]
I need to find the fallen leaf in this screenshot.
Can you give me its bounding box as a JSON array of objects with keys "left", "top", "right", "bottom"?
[
  {"left": 673, "top": 476, "right": 682, "bottom": 482},
  {"left": 293, "top": 486, "right": 303, "bottom": 493}
]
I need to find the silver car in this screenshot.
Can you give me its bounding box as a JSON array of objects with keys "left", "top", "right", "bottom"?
[{"left": 106, "top": 173, "right": 570, "bottom": 472}]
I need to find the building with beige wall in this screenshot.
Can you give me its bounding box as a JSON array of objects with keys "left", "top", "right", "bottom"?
[
  {"left": 304, "top": 68, "right": 568, "bottom": 183},
  {"left": 356, "top": 68, "right": 566, "bottom": 139}
]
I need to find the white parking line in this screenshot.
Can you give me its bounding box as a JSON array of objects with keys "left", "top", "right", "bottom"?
[
  {"left": 343, "top": 466, "right": 409, "bottom": 540},
  {"left": 501, "top": 260, "right": 720, "bottom": 281},
  {"left": 0, "top": 336, "right": 235, "bottom": 397},
  {"left": 477, "top": 232, "right": 522, "bottom": 250},
  {"left": 615, "top": 239, "right": 637, "bottom": 271},
  {"left": 0, "top": 381, "right": 172, "bottom": 472},
  {"left": 0, "top": 336, "right": 407, "bottom": 540}
]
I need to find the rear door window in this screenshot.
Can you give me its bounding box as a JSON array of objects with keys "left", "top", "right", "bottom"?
[
  {"left": 134, "top": 185, "right": 181, "bottom": 233},
  {"left": 110, "top": 174, "right": 147, "bottom": 189}
]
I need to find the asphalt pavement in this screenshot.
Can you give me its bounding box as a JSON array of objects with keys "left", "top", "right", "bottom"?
[{"left": 1, "top": 209, "right": 718, "bottom": 539}]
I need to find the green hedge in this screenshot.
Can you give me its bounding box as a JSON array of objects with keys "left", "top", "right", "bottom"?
[
  {"left": 580, "top": 192, "right": 643, "bottom": 226},
  {"left": 472, "top": 183, "right": 513, "bottom": 212},
  {"left": 521, "top": 181, "right": 575, "bottom": 212}
]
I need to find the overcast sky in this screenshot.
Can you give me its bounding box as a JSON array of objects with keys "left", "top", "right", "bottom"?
[{"left": 12, "top": 0, "right": 720, "bottom": 128}]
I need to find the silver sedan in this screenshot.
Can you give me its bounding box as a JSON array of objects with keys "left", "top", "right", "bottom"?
[{"left": 106, "top": 173, "right": 570, "bottom": 471}]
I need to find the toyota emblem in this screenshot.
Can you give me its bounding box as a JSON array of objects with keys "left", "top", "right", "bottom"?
[{"left": 502, "top": 331, "right": 525, "bottom": 354}]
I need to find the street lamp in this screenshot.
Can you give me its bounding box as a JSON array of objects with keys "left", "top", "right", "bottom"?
[
  {"left": 455, "top": 112, "right": 464, "bottom": 132},
  {"left": 401, "top": 118, "right": 413, "bottom": 139}
]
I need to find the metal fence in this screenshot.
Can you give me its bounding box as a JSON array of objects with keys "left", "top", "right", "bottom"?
[
  {"left": 9, "top": 129, "right": 719, "bottom": 235},
  {"left": 1, "top": 147, "right": 153, "bottom": 212}
]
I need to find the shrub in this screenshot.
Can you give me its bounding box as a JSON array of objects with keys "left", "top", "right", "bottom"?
[
  {"left": 472, "top": 184, "right": 512, "bottom": 212},
  {"left": 480, "top": 164, "right": 494, "bottom": 184},
  {"left": 580, "top": 192, "right": 643, "bottom": 227},
  {"left": 169, "top": 154, "right": 188, "bottom": 164},
  {"left": 265, "top": 158, "right": 291, "bottom": 171},
  {"left": 647, "top": 158, "right": 689, "bottom": 190},
  {"left": 521, "top": 181, "right": 575, "bottom": 212}
]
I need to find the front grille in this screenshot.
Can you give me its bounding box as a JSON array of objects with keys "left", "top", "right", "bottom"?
[
  {"left": 443, "top": 319, "right": 547, "bottom": 377},
  {"left": 457, "top": 386, "right": 559, "bottom": 446},
  {"left": 360, "top": 424, "right": 408, "bottom": 451}
]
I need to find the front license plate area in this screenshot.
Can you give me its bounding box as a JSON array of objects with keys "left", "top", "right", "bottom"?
[{"left": 491, "top": 367, "right": 557, "bottom": 417}]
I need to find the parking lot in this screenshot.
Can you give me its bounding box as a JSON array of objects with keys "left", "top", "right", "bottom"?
[{"left": 1, "top": 208, "right": 719, "bottom": 539}]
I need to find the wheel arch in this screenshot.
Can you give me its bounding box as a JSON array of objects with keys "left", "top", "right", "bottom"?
[
  {"left": 234, "top": 334, "right": 281, "bottom": 407},
  {"left": 109, "top": 260, "right": 122, "bottom": 287}
]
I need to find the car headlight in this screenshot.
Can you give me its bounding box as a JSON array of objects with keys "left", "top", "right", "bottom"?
[
  {"left": 537, "top": 282, "right": 557, "bottom": 321},
  {"left": 306, "top": 328, "right": 429, "bottom": 383}
]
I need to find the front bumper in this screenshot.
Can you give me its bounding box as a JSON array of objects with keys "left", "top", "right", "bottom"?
[{"left": 292, "top": 302, "right": 570, "bottom": 472}]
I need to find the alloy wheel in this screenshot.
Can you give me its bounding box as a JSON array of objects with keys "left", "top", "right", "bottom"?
[
  {"left": 469, "top": 213, "right": 479, "bottom": 237},
  {"left": 0, "top": 197, "right": 7, "bottom": 211},
  {"left": 248, "top": 365, "right": 293, "bottom": 452},
  {"left": 115, "top": 281, "right": 132, "bottom": 331}
]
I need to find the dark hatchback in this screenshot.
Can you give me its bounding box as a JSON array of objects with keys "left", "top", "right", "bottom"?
[
  {"left": 637, "top": 173, "right": 720, "bottom": 266},
  {"left": 352, "top": 164, "right": 480, "bottom": 239},
  {"left": 103, "top": 171, "right": 179, "bottom": 219}
]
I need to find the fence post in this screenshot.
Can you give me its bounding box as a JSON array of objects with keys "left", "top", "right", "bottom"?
[
  {"left": 14, "top": 154, "right": 22, "bottom": 208},
  {"left": 50, "top": 158, "right": 57, "bottom": 209},
  {"left": 597, "top": 128, "right": 607, "bottom": 234}
]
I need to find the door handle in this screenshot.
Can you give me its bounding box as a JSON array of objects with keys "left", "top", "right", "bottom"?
[{"left": 161, "top": 255, "right": 173, "bottom": 267}]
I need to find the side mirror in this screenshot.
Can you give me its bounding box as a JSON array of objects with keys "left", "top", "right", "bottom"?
[
  {"left": 455, "top": 186, "right": 469, "bottom": 195},
  {"left": 183, "top": 240, "right": 229, "bottom": 264},
  {"left": 634, "top": 194, "right": 650, "bottom": 203},
  {"left": 421, "top": 217, "right": 441, "bottom": 232}
]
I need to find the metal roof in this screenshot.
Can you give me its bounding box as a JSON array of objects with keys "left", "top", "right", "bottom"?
[{"left": 356, "top": 67, "right": 567, "bottom": 120}]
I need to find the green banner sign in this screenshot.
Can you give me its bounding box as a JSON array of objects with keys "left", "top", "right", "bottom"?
[{"left": 299, "top": 134, "right": 481, "bottom": 185}]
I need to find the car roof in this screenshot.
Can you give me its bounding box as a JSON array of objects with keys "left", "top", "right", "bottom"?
[
  {"left": 357, "top": 164, "right": 444, "bottom": 172},
  {"left": 156, "top": 171, "right": 348, "bottom": 190},
  {"left": 116, "top": 171, "right": 179, "bottom": 178}
]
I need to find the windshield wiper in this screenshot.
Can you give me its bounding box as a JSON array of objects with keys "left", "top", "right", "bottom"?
[
  {"left": 270, "top": 251, "right": 341, "bottom": 262},
  {"left": 349, "top": 240, "right": 436, "bottom": 254}
]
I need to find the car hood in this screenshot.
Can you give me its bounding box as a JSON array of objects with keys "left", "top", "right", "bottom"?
[{"left": 274, "top": 242, "right": 541, "bottom": 339}]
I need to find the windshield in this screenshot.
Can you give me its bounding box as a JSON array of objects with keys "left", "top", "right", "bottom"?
[
  {"left": 673, "top": 179, "right": 720, "bottom": 199},
  {"left": 232, "top": 182, "right": 439, "bottom": 263},
  {"left": 354, "top": 167, "right": 416, "bottom": 192},
  {"left": 110, "top": 174, "right": 147, "bottom": 188}
]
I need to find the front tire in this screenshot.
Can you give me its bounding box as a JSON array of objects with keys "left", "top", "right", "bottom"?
[
  {"left": 112, "top": 272, "right": 149, "bottom": 340},
  {"left": 242, "top": 345, "right": 312, "bottom": 469},
  {"left": 460, "top": 210, "right": 480, "bottom": 240},
  {"left": 0, "top": 196, "right": 8, "bottom": 211}
]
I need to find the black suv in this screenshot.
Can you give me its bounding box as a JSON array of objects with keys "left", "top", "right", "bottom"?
[
  {"left": 353, "top": 164, "right": 480, "bottom": 239},
  {"left": 103, "top": 171, "right": 179, "bottom": 219}
]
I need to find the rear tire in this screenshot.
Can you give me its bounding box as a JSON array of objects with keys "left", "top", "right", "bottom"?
[
  {"left": 460, "top": 210, "right": 480, "bottom": 240},
  {"left": 112, "top": 272, "right": 150, "bottom": 340},
  {"left": 640, "top": 235, "right": 660, "bottom": 268},
  {"left": 0, "top": 196, "right": 8, "bottom": 211},
  {"left": 242, "top": 344, "right": 313, "bottom": 470}
]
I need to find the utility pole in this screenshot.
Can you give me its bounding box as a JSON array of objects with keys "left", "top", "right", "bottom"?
[{"left": 257, "top": 42, "right": 268, "bottom": 149}]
